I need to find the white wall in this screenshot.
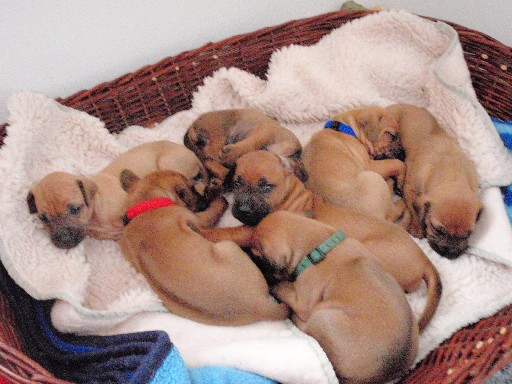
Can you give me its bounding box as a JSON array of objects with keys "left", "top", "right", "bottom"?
[{"left": 1, "top": 1, "right": 510, "bottom": 124}]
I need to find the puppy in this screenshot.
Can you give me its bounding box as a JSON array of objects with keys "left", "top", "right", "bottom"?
[
  {"left": 183, "top": 108, "right": 303, "bottom": 184},
  {"left": 301, "top": 107, "right": 406, "bottom": 221},
  {"left": 118, "top": 169, "right": 289, "bottom": 326},
  {"left": 221, "top": 150, "right": 441, "bottom": 331},
  {"left": 26, "top": 141, "right": 213, "bottom": 249},
  {"left": 383, "top": 104, "right": 482, "bottom": 258},
  {"left": 204, "top": 210, "right": 418, "bottom": 383}
]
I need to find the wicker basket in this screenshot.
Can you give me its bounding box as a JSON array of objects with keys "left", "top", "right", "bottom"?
[{"left": 0, "top": 9, "right": 511, "bottom": 383}]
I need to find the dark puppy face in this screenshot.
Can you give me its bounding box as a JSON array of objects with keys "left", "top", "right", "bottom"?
[
  {"left": 419, "top": 197, "right": 483, "bottom": 259},
  {"left": 27, "top": 172, "right": 97, "bottom": 249},
  {"left": 120, "top": 169, "right": 208, "bottom": 212},
  {"left": 231, "top": 151, "right": 293, "bottom": 226}
]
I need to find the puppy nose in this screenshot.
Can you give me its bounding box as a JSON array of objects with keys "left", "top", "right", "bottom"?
[
  {"left": 429, "top": 240, "right": 466, "bottom": 260},
  {"left": 51, "top": 227, "right": 85, "bottom": 249}
]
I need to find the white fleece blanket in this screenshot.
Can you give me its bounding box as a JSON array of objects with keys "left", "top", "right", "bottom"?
[{"left": 1, "top": 10, "right": 512, "bottom": 384}]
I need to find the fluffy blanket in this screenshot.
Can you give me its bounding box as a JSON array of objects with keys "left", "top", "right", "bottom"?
[{"left": 1, "top": 10, "right": 512, "bottom": 384}]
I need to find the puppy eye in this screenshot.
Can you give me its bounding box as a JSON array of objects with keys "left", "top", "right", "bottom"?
[
  {"left": 432, "top": 225, "right": 447, "bottom": 236},
  {"left": 192, "top": 173, "right": 204, "bottom": 183},
  {"left": 233, "top": 176, "right": 243, "bottom": 189},
  {"left": 258, "top": 179, "right": 274, "bottom": 193},
  {"left": 68, "top": 204, "right": 83, "bottom": 215},
  {"left": 196, "top": 135, "right": 207, "bottom": 148},
  {"left": 176, "top": 186, "right": 193, "bottom": 201},
  {"left": 39, "top": 214, "right": 49, "bottom": 223},
  {"left": 385, "top": 131, "right": 398, "bottom": 141}
]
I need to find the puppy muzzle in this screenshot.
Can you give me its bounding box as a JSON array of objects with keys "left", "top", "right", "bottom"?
[
  {"left": 50, "top": 226, "right": 86, "bottom": 249},
  {"left": 428, "top": 235, "right": 469, "bottom": 259},
  {"left": 232, "top": 196, "right": 270, "bottom": 226},
  {"left": 374, "top": 144, "right": 405, "bottom": 161}
]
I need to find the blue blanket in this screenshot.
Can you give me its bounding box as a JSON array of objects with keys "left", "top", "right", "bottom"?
[
  {"left": 493, "top": 118, "right": 512, "bottom": 223},
  {"left": 0, "top": 261, "right": 274, "bottom": 384}
]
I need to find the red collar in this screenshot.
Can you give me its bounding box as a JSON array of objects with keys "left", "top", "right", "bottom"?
[{"left": 123, "top": 197, "right": 175, "bottom": 225}]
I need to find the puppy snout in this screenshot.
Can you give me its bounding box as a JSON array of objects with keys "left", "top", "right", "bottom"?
[
  {"left": 428, "top": 237, "right": 468, "bottom": 259},
  {"left": 232, "top": 197, "right": 268, "bottom": 226},
  {"left": 51, "top": 227, "right": 86, "bottom": 249}
]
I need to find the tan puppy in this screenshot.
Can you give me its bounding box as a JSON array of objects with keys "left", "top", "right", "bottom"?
[
  {"left": 204, "top": 210, "right": 418, "bottom": 383},
  {"left": 224, "top": 150, "right": 441, "bottom": 331},
  {"left": 383, "top": 104, "right": 482, "bottom": 258},
  {"left": 27, "top": 141, "right": 213, "bottom": 249},
  {"left": 184, "top": 108, "right": 304, "bottom": 184},
  {"left": 301, "top": 107, "right": 406, "bottom": 221},
  {"left": 118, "top": 169, "right": 289, "bottom": 326}
]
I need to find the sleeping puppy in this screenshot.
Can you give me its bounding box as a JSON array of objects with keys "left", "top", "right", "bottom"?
[
  {"left": 201, "top": 210, "right": 418, "bottom": 383},
  {"left": 301, "top": 106, "right": 406, "bottom": 221},
  {"left": 384, "top": 104, "right": 482, "bottom": 258},
  {"left": 183, "top": 108, "right": 304, "bottom": 186},
  {"left": 118, "top": 169, "right": 289, "bottom": 326},
  {"left": 205, "top": 150, "right": 442, "bottom": 331},
  {"left": 26, "top": 141, "right": 214, "bottom": 249}
]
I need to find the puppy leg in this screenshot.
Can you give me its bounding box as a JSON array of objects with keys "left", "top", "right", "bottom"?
[
  {"left": 401, "top": 185, "right": 426, "bottom": 238},
  {"left": 266, "top": 141, "right": 301, "bottom": 159},
  {"left": 368, "top": 158, "right": 406, "bottom": 192},
  {"left": 389, "top": 199, "right": 406, "bottom": 223},
  {"left": 199, "top": 225, "right": 255, "bottom": 247},
  {"left": 194, "top": 197, "right": 229, "bottom": 228},
  {"left": 272, "top": 281, "right": 311, "bottom": 329},
  {"left": 220, "top": 126, "right": 274, "bottom": 165}
]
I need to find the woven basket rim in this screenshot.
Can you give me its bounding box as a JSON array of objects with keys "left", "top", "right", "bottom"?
[{"left": 0, "top": 8, "right": 511, "bottom": 384}]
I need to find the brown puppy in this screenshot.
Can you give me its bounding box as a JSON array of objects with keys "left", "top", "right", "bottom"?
[
  {"left": 26, "top": 141, "right": 213, "bottom": 249},
  {"left": 224, "top": 150, "right": 441, "bottom": 331},
  {"left": 301, "top": 107, "right": 406, "bottom": 221},
  {"left": 204, "top": 210, "right": 418, "bottom": 383},
  {"left": 382, "top": 104, "right": 482, "bottom": 258},
  {"left": 183, "top": 108, "right": 304, "bottom": 184},
  {"left": 118, "top": 169, "right": 289, "bottom": 326}
]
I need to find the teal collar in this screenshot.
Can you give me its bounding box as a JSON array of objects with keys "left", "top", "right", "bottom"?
[{"left": 291, "top": 230, "right": 346, "bottom": 280}]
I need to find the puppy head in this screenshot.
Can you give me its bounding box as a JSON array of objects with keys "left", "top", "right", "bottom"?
[
  {"left": 27, "top": 172, "right": 97, "bottom": 249},
  {"left": 184, "top": 111, "right": 236, "bottom": 162},
  {"left": 231, "top": 151, "right": 295, "bottom": 226},
  {"left": 419, "top": 196, "right": 483, "bottom": 259},
  {"left": 120, "top": 169, "right": 208, "bottom": 212},
  {"left": 249, "top": 212, "right": 299, "bottom": 280},
  {"left": 335, "top": 106, "right": 404, "bottom": 160}
]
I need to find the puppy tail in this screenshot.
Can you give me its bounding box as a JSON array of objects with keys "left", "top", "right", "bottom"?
[{"left": 418, "top": 263, "right": 443, "bottom": 332}]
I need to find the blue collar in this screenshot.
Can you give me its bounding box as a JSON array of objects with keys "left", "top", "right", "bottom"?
[
  {"left": 291, "top": 230, "right": 346, "bottom": 280},
  {"left": 324, "top": 120, "right": 356, "bottom": 137}
]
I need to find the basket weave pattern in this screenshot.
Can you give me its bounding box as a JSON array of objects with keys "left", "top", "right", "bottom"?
[{"left": 0, "top": 9, "right": 511, "bottom": 383}]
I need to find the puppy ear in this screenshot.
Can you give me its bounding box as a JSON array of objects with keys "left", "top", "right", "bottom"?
[
  {"left": 183, "top": 129, "right": 196, "bottom": 150},
  {"left": 292, "top": 160, "right": 309, "bottom": 182},
  {"left": 174, "top": 181, "right": 199, "bottom": 208},
  {"left": 120, "top": 169, "right": 139, "bottom": 192},
  {"left": 413, "top": 199, "right": 431, "bottom": 231},
  {"left": 476, "top": 206, "right": 483, "bottom": 222},
  {"left": 27, "top": 191, "right": 37, "bottom": 214},
  {"left": 276, "top": 155, "right": 294, "bottom": 173},
  {"left": 77, "top": 178, "right": 97, "bottom": 207}
]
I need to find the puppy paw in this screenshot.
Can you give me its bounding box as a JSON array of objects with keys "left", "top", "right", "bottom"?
[{"left": 220, "top": 144, "right": 238, "bottom": 164}]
